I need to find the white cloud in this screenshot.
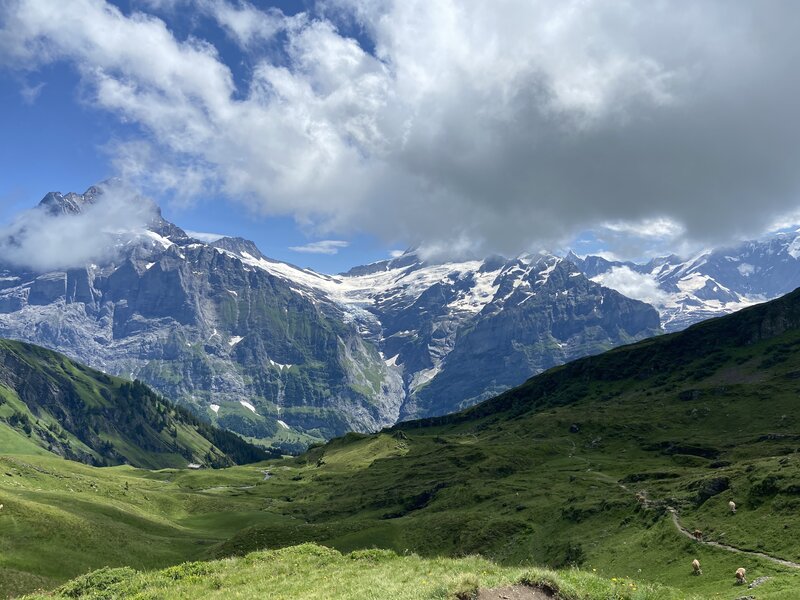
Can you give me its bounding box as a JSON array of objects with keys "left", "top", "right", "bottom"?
[
  {"left": 199, "top": 0, "right": 287, "bottom": 48},
  {"left": 593, "top": 217, "right": 693, "bottom": 261},
  {"left": 185, "top": 229, "right": 226, "bottom": 243},
  {"left": 591, "top": 266, "right": 669, "bottom": 307},
  {"left": 3, "top": 1, "right": 800, "bottom": 258},
  {"left": 19, "top": 80, "right": 45, "bottom": 104},
  {"left": 602, "top": 217, "right": 685, "bottom": 240},
  {"left": 0, "top": 182, "right": 157, "bottom": 271},
  {"left": 765, "top": 208, "right": 800, "bottom": 234},
  {"left": 289, "top": 240, "right": 349, "bottom": 254},
  {"left": 389, "top": 249, "right": 404, "bottom": 258}
]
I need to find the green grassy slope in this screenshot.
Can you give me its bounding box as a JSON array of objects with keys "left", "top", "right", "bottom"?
[
  {"left": 0, "top": 339, "right": 271, "bottom": 468},
  {"left": 0, "top": 454, "right": 298, "bottom": 597},
  {"left": 21, "top": 543, "right": 687, "bottom": 600},
  {"left": 6, "top": 290, "right": 800, "bottom": 598}
]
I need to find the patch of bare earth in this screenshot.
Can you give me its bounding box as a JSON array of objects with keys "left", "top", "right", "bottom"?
[
  {"left": 709, "top": 364, "right": 766, "bottom": 385},
  {"left": 475, "top": 584, "right": 556, "bottom": 600}
]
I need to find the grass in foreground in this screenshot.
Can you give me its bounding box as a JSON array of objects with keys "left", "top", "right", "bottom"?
[{"left": 22, "top": 543, "right": 687, "bottom": 600}]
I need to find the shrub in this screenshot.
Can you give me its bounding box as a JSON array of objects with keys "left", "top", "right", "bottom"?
[
  {"left": 58, "top": 566, "right": 137, "bottom": 598},
  {"left": 162, "top": 561, "right": 213, "bottom": 581},
  {"left": 450, "top": 574, "right": 480, "bottom": 599},
  {"left": 749, "top": 474, "right": 783, "bottom": 506},
  {"left": 348, "top": 548, "right": 397, "bottom": 563}
]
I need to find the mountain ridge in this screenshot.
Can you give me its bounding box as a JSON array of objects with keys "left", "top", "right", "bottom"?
[
  {"left": 400, "top": 284, "right": 800, "bottom": 430},
  {"left": 571, "top": 232, "right": 800, "bottom": 331},
  {"left": 0, "top": 185, "right": 661, "bottom": 446},
  {"left": 7, "top": 184, "right": 800, "bottom": 447},
  {"left": 0, "top": 338, "right": 271, "bottom": 468}
]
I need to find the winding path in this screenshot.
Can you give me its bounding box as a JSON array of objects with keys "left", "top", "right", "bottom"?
[
  {"left": 611, "top": 472, "right": 800, "bottom": 570},
  {"left": 578, "top": 449, "right": 800, "bottom": 571},
  {"left": 667, "top": 507, "right": 800, "bottom": 569}
]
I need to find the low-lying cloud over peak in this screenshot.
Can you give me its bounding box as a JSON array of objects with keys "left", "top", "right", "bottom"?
[
  {"left": 591, "top": 266, "right": 670, "bottom": 308},
  {"left": 3, "top": 0, "right": 800, "bottom": 258},
  {"left": 0, "top": 182, "right": 156, "bottom": 271}
]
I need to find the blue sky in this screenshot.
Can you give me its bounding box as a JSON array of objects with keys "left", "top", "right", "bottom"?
[
  {"left": 2, "top": 1, "right": 800, "bottom": 272},
  {"left": 0, "top": 65, "right": 396, "bottom": 272},
  {"left": 0, "top": 0, "right": 401, "bottom": 273}
]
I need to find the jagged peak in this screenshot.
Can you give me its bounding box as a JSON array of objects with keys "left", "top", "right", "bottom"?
[
  {"left": 37, "top": 179, "right": 128, "bottom": 216},
  {"left": 210, "top": 237, "right": 267, "bottom": 260},
  {"left": 342, "top": 248, "right": 423, "bottom": 277},
  {"left": 38, "top": 189, "right": 96, "bottom": 216},
  {"left": 35, "top": 181, "right": 190, "bottom": 244}
]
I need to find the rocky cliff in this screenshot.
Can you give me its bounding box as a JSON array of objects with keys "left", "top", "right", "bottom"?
[{"left": 0, "top": 185, "right": 662, "bottom": 445}]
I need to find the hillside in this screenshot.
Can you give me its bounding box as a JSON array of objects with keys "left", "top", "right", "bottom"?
[
  {"left": 0, "top": 339, "right": 271, "bottom": 468},
  {"left": 5, "top": 289, "right": 800, "bottom": 598},
  {"left": 21, "top": 543, "right": 687, "bottom": 600}
]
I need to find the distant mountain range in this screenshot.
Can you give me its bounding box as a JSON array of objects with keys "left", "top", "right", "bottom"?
[
  {"left": 568, "top": 234, "right": 800, "bottom": 332},
  {"left": 2, "top": 184, "right": 800, "bottom": 447}
]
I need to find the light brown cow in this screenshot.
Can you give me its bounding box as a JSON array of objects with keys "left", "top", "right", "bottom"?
[{"left": 691, "top": 559, "right": 702, "bottom": 575}]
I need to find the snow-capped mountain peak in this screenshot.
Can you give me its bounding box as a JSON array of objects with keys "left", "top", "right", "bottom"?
[
  {"left": 577, "top": 233, "right": 800, "bottom": 331},
  {"left": 0, "top": 186, "right": 661, "bottom": 446}
]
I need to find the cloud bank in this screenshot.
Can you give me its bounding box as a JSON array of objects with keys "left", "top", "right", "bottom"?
[
  {"left": 2, "top": 0, "right": 800, "bottom": 258},
  {"left": 0, "top": 183, "right": 156, "bottom": 271},
  {"left": 591, "top": 266, "right": 669, "bottom": 307},
  {"left": 185, "top": 230, "right": 226, "bottom": 243},
  {"left": 289, "top": 240, "right": 350, "bottom": 254}
]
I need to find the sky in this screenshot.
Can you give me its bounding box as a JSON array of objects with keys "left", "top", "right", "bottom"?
[{"left": 1, "top": 1, "right": 800, "bottom": 273}]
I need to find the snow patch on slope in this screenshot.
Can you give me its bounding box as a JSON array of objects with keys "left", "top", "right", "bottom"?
[
  {"left": 410, "top": 365, "right": 441, "bottom": 392},
  {"left": 142, "top": 230, "right": 173, "bottom": 249},
  {"left": 447, "top": 268, "right": 502, "bottom": 313},
  {"left": 787, "top": 236, "right": 800, "bottom": 259}
]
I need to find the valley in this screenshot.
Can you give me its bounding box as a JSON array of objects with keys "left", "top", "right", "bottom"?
[
  {"left": 3, "top": 4, "right": 799, "bottom": 599},
  {"left": 3, "top": 288, "right": 800, "bottom": 598}
]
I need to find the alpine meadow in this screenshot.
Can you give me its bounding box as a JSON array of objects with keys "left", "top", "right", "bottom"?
[{"left": 3, "top": 2, "right": 800, "bottom": 599}]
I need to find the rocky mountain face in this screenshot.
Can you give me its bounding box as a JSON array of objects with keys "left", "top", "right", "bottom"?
[
  {"left": 235, "top": 249, "right": 662, "bottom": 420},
  {"left": 570, "top": 232, "right": 800, "bottom": 332},
  {"left": 0, "top": 186, "right": 661, "bottom": 446},
  {"left": 0, "top": 188, "right": 403, "bottom": 451}
]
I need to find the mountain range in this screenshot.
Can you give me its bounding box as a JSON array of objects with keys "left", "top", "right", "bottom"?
[
  {"left": 3, "top": 184, "right": 800, "bottom": 447},
  {"left": 568, "top": 234, "right": 800, "bottom": 331}
]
